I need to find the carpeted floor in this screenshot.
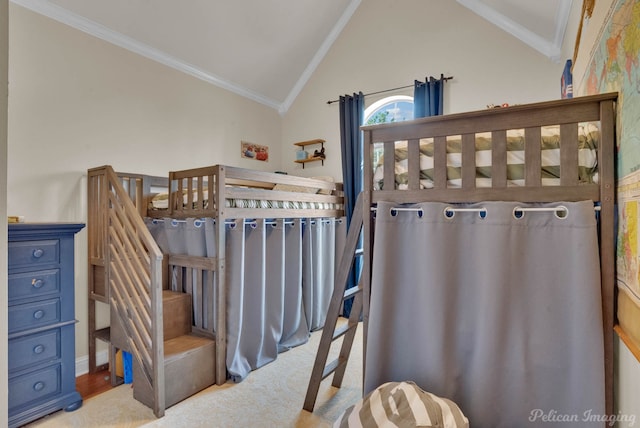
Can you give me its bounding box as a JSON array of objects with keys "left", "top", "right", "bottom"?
[{"left": 27, "top": 320, "right": 363, "bottom": 428}]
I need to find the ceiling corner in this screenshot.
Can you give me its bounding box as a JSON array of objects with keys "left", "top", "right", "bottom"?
[
  {"left": 279, "top": 0, "right": 362, "bottom": 115},
  {"left": 457, "top": 0, "right": 572, "bottom": 63}
]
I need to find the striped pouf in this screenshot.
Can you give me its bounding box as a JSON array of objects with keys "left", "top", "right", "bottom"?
[{"left": 334, "top": 381, "right": 468, "bottom": 428}]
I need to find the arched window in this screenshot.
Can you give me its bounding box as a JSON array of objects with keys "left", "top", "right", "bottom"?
[
  {"left": 364, "top": 95, "right": 414, "bottom": 124},
  {"left": 364, "top": 95, "right": 414, "bottom": 166}
]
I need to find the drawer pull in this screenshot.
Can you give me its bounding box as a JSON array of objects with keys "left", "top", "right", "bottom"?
[
  {"left": 33, "top": 381, "right": 45, "bottom": 392},
  {"left": 32, "top": 248, "right": 44, "bottom": 258},
  {"left": 33, "top": 344, "right": 45, "bottom": 354},
  {"left": 33, "top": 310, "right": 45, "bottom": 320},
  {"left": 32, "top": 278, "right": 44, "bottom": 289}
]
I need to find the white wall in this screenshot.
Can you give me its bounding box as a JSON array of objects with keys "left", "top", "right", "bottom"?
[
  {"left": 282, "top": 0, "right": 569, "bottom": 180},
  {"left": 1, "top": 0, "right": 8, "bottom": 424},
  {"left": 7, "top": 4, "right": 284, "bottom": 363}
]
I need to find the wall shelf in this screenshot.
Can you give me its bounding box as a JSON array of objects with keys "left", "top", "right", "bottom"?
[{"left": 294, "top": 139, "right": 325, "bottom": 168}]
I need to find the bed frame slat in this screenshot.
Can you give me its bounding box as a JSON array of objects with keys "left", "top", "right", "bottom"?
[
  {"left": 461, "top": 133, "right": 476, "bottom": 190},
  {"left": 598, "top": 98, "right": 616, "bottom": 417},
  {"left": 491, "top": 130, "right": 507, "bottom": 187},
  {"left": 434, "top": 136, "right": 447, "bottom": 189},
  {"left": 408, "top": 139, "right": 421, "bottom": 190},
  {"left": 383, "top": 141, "right": 395, "bottom": 190},
  {"left": 560, "top": 123, "right": 579, "bottom": 186},
  {"left": 371, "top": 185, "right": 601, "bottom": 204},
  {"left": 525, "top": 127, "right": 542, "bottom": 186}
]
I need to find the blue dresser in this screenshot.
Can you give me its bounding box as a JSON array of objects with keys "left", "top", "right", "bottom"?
[{"left": 8, "top": 223, "right": 85, "bottom": 427}]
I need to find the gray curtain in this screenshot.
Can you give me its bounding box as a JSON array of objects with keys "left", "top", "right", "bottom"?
[
  {"left": 226, "top": 219, "right": 281, "bottom": 382},
  {"left": 339, "top": 92, "right": 364, "bottom": 317},
  {"left": 279, "top": 219, "right": 310, "bottom": 350},
  {"left": 365, "top": 201, "right": 604, "bottom": 427},
  {"left": 302, "top": 218, "right": 338, "bottom": 331},
  {"left": 145, "top": 218, "right": 170, "bottom": 253},
  {"left": 145, "top": 216, "right": 342, "bottom": 382}
]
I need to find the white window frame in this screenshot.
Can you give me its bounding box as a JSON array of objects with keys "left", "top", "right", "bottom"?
[{"left": 364, "top": 95, "right": 414, "bottom": 167}]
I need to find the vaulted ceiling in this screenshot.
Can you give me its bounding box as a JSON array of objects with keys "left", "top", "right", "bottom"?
[{"left": 11, "top": 0, "right": 573, "bottom": 113}]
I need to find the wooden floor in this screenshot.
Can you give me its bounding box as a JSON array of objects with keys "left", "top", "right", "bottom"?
[{"left": 76, "top": 369, "right": 115, "bottom": 400}]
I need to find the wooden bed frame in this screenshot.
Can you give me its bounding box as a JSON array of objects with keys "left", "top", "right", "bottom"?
[
  {"left": 357, "top": 92, "right": 617, "bottom": 416},
  {"left": 87, "top": 164, "right": 344, "bottom": 416}
]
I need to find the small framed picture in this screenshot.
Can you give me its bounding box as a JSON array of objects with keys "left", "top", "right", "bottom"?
[{"left": 241, "top": 141, "right": 269, "bottom": 162}]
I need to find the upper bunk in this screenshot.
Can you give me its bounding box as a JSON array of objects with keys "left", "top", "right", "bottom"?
[
  {"left": 361, "top": 92, "right": 617, "bottom": 206},
  {"left": 88, "top": 164, "right": 345, "bottom": 222}
]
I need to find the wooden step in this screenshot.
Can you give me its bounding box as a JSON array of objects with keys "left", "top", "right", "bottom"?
[
  {"left": 162, "top": 290, "right": 192, "bottom": 341},
  {"left": 133, "top": 333, "right": 216, "bottom": 409},
  {"left": 111, "top": 290, "right": 192, "bottom": 352}
]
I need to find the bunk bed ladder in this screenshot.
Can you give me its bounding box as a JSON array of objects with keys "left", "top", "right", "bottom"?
[{"left": 303, "top": 193, "right": 364, "bottom": 412}]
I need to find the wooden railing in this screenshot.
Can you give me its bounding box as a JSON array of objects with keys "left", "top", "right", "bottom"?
[
  {"left": 103, "top": 166, "right": 166, "bottom": 417},
  {"left": 164, "top": 164, "right": 345, "bottom": 220}
]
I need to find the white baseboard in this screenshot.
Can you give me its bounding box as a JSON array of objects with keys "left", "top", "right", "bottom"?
[{"left": 75, "top": 350, "right": 109, "bottom": 377}]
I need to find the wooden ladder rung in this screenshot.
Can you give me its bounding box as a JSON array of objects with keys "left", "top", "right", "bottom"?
[
  {"left": 322, "top": 357, "right": 348, "bottom": 380},
  {"left": 332, "top": 321, "right": 356, "bottom": 341},
  {"left": 343, "top": 285, "right": 362, "bottom": 301}
]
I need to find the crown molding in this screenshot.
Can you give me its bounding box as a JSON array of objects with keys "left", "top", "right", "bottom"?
[
  {"left": 456, "top": 0, "right": 571, "bottom": 63},
  {"left": 279, "top": 0, "right": 362, "bottom": 115},
  {"left": 552, "top": 0, "right": 573, "bottom": 59},
  {"left": 10, "top": 0, "right": 282, "bottom": 110}
]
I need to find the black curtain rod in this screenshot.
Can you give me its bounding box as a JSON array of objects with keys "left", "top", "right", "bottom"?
[{"left": 326, "top": 75, "right": 453, "bottom": 105}]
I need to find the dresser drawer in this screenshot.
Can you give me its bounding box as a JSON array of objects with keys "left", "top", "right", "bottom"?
[
  {"left": 8, "top": 364, "right": 61, "bottom": 411},
  {"left": 8, "top": 239, "right": 60, "bottom": 268},
  {"left": 8, "top": 269, "right": 60, "bottom": 302},
  {"left": 8, "top": 223, "right": 84, "bottom": 428},
  {"left": 8, "top": 299, "right": 60, "bottom": 334},
  {"left": 9, "top": 329, "right": 60, "bottom": 373}
]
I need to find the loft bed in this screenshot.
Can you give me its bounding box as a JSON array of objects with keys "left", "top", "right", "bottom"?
[
  {"left": 343, "top": 93, "right": 616, "bottom": 425},
  {"left": 87, "top": 164, "right": 344, "bottom": 417},
  {"left": 147, "top": 165, "right": 344, "bottom": 219}
]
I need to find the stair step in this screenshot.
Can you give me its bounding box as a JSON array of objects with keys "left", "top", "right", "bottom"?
[
  {"left": 134, "top": 333, "right": 216, "bottom": 410},
  {"left": 110, "top": 290, "right": 193, "bottom": 375},
  {"left": 164, "top": 334, "right": 215, "bottom": 362},
  {"left": 163, "top": 334, "right": 216, "bottom": 407},
  {"left": 162, "top": 290, "right": 192, "bottom": 341}
]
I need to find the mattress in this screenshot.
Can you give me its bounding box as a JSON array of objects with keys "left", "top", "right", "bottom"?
[
  {"left": 149, "top": 190, "right": 343, "bottom": 211},
  {"left": 373, "top": 124, "right": 600, "bottom": 189}
]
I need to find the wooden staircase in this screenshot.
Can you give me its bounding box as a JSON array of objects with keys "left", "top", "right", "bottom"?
[
  {"left": 89, "top": 166, "right": 217, "bottom": 418},
  {"left": 111, "top": 290, "right": 216, "bottom": 410}
]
